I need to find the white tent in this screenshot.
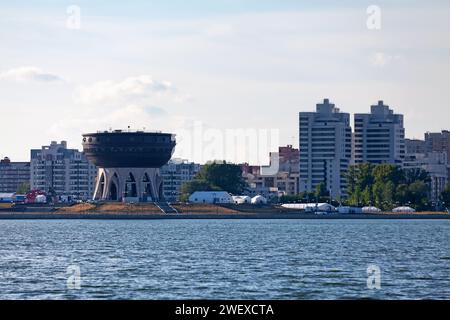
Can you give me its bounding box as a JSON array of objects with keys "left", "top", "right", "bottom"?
[
  {"left": 251, "top": 195, "right": 267, "bottom": 204},
  {"left": 362, "top": 206, "right": 382, "bottom": 213},
  {"left": 392, "top": 206, "right": 416, "bottom": 213},
  {"left": 281, "top": 203, "right": 336, "bottom": 212},
  {"left": 35, "top": 194, "right": 47, "bottom": 203},
  {"left": 232, "top": 196, "right": 251, "bottom": 204},
  {"left": 188, "top": 191, "right": 233, "bottom": 204},
  {"left": 0, "top": 193, "right": 14, "bottom": 203}
]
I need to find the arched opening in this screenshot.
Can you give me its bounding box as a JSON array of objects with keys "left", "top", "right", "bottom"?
[
  {"left": 158, "top": 182, "right": 164, "bottom": 201},
  {"left": 109, "top": 182, "right": 118, "bottom": 201},
  {"left": 142, "top": 173, "right": 153, "bottom": 202},
  {"left": 125, "top": 172, "right": 137, "bottom": 198},
  {"left": 98, "top": 173, "right": 105, "bottom": 198}
]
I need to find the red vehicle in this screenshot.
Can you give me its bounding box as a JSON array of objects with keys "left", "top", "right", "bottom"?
[{"left": 25, "top": 190, "right": 46, "bottom": 204}]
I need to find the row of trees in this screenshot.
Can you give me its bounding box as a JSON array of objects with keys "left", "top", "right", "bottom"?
[
  {"left": 346, "top": 163, "right": 435, "bottom": 211},
  {"left": 178, "top": 160, "right": 450, "bottom": 211},
  {"left": 281, "top": 165, "right": 450, "bottom": 211},
  {"left": 280, "top": 183, "right": 334, "bottom": 204}
]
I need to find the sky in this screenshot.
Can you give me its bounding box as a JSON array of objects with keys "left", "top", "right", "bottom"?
[{"left": 1, "top": 0, "right": 450, "bottom": 164}]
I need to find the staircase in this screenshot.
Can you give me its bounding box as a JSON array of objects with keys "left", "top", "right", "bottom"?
[{"left": 155, "top": 202, "right": 178, "bottom": 214}]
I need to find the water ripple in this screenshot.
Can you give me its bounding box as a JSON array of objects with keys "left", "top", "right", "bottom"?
[{"left": 0, "top": 219, "right": 449, "bottom": 299}]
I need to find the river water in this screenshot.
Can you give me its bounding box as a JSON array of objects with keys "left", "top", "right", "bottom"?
[{"left": 0, "top": 219, "right": 449, "bottom": 299}]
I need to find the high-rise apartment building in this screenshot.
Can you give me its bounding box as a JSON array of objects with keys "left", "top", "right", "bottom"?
[
  {"left": 0, "top": 157, "right": 30, "bottom": 193},
  {"left": 354, "top": 101, "right": 405, "bottom": 165},
  {"left": 299, "top": 99, "right": 352, "bottom": 198},
  {"left": 30, "top": 141, "right": 97, "bottom": 200}
]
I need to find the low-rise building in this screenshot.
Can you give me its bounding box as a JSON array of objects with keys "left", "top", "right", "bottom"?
[
  {"left": 188, "top": 191, "right": 233, "bottom": 204},
  {"left": 241, "top": 145, "right": 300, "bottom": 199},
  {"left": 0, "top": 157, "right": 30, "bottom": 193}
]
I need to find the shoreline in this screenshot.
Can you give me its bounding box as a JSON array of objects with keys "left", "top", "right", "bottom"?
[{"left": 0, "top": 212, "right": 449, "bottom": 220}]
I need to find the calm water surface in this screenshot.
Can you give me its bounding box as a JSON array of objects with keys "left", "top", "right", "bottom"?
[{"left": 0, "top": 219, "right": 449, "bottom": 299}]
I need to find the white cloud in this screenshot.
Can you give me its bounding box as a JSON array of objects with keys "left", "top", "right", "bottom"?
[
  {"left": 204, "top": 24, "right": 234, "bottom": 38},
  {"left": 76, "top": 75, "right": 184, "bottom": 105},
  {"left": 0, "top": 66, "right": 63, "bottom": 82},
  {"left": 369, "top": 52, "right": 403, "bottom": 67}
]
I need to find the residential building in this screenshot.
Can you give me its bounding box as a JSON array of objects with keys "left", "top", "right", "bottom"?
[
  {"left": 405, "top": 138, "right": 426, "bottom": 154},
  {"left": 354, "top": 100, "right": 405, "bottom": 165},
  {"left": 160, "top": 158, "right": 201, "bottom": 201},
  {"left": 299, "top": 99, "right": 352, "bottom": 198},
  {"left": 425, "top": 130, "right": 450, "bottom": 160},
  {"left": 241, "top": 145, "right": 300, "bottom": 199},
  {"left": 30, "top": 141, "right": 97, "bottom": 200},
  {"left": 278, "top": 145, "right": 300, "bottom": 173},
  {"left": 403, "top": 151, "right": 448, "bottom": 205},
  {"left": 0, "top": 157, "right": 30, "bottom": 193}
]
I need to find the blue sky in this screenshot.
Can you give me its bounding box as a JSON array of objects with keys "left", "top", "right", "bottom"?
[{"left": 1, "top": 1, "right": 450, "bottom": 164}]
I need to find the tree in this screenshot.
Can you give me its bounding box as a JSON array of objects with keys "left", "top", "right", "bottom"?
[
  {"left": 16, "top": 182, "right": 30, "bottom": 194},
  {"left": 280, "top": 192, "right": 315, "bottom": 203},
  {"left": 346, "top": 165, "right": 358, "bottom": 196},
  {"left": 314, "top": 182, "right": 329, "bottom": 202},
  {"left": 178, "top": 161, "right": 247, "bottom": 201},
  {"left": 346, "top": 163, "right": 375, "bottom": 206},
  {"left": 346, "top": 163, "right": 433, "bottom": 211},
  {"left": 196, "top": 161, "right": 247, "bottom": 194},
  {"left": 372, "top": 181, "right": 384, "bottom": 209},
  {"left": 373, "top": 164, "right": 403, "bottom": 185},
  {"left": 382, "top": 181, "right": 395, "bottom": 210},
  {"left": 361, "top": 186, "right": 372, "bottom": 206},
  {"left": 396, "top": 183, "right": 409, "bottom": 206},
  {"left": 407, "top": 181, "right": 430, "bottom": 211},
  {"left": 441, "top": 184, "right": 450, "bottom": 209},
  {"left": 403, "top": 168, "right": 430, "bottom": 185}
]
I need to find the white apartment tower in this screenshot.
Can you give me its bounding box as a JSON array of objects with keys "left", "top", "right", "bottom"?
[
  {"left": 299, "top": 99, "right": 352, "bottom": 198},
  {"left": 354, "top": 101, "right": 405, "bottom": 165},
  {"left": 30, "top": 141, "right": 97, "bottom": 200}
]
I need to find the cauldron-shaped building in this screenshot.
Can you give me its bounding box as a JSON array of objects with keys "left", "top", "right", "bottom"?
[{"left": 82, "top": 130, "right": 176, "bottom": 202}]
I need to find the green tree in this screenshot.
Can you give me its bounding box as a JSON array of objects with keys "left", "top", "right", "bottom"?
[
  {"left": 407, "top": 181, "right": 430, "bottom": 211},
  {"left": 373, "top": 164, "right": 404, "bottom": 185},
  {"left": 196, "top": 161, "right": 247, "bottom": 194},
  {"left": 361, "top": 186, "right": 372, "bottom": 206},
  {"left": 347, "top": 163, "right": 432, "bottom": 211},
  {"left": 346, "top": 163, "right": 375, "bottom": 206},
  {"left": 396, "top": 183, "right": 409, "bottom": 206},
  {"left": 280, "top": 192, "right": 314, "bottom": 203},
  {"left": 403, "top": 168, "right": 430, "bottom": 185},
  {"left": 16, "top": 182, "right": 30, "bottom": 194},
  {"left": 179, "top": 161, "right": 247, "bottom": 201},
  {"left": 441, "top": 184, "right": 450, "bottom": 209},
  {"left": 382, "top": 181, "right": 395, "bottom": 210},
  {"left": 314, "top": 182, "right": 329, "bottom": 202},
  {"left": 372, "top": 181, "right": 384, "bottom": 209}
]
